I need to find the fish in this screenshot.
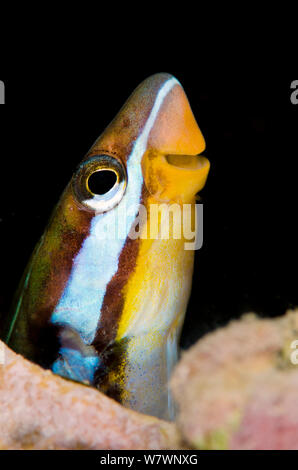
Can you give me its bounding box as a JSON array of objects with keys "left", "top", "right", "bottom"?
[{"left": 3, "top": 73, "right": 210, "bottom": 420}]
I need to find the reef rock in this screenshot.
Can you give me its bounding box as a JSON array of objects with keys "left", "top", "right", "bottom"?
[
  {"left": 0, "top": 340, "right": 181, "bottom": 450},
  {"left": 171, "top": 310, "right": 298, "bottom": 450}
]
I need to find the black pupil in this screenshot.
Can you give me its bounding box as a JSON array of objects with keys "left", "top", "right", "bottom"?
[{"left": 88, "top": 170, "right": 117, "bottom": 195}]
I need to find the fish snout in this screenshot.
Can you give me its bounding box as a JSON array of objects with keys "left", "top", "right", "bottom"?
[{"left": 141, "top": 74, "right": 210, "bottom": 203}]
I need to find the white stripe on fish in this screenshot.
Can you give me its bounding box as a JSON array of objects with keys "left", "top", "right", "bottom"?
[{"left": 51, "top": 77, "right": 179, "bottom": 345}]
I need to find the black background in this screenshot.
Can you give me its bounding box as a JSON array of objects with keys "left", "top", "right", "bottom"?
[{"left": 0, "top": 70, "right": 297, "bottom": 349}]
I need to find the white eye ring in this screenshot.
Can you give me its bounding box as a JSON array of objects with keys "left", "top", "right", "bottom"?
[
  {"left": 84, "top": 168, "right": 125, "bottom": 212},
  {"left": 72, "top": 155, "right": 127, "bottom": 213}
]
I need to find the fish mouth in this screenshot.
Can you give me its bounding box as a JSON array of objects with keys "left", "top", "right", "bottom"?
[
  {"left": 142, "top": 152, "right": 210, "bottom": 203},
  {"left": 165, "top": 154, "right": 209, "bottom": 171}
]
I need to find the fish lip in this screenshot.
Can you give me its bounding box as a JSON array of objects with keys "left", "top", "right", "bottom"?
[{"left": 165, "top": 154, "right": 210, "bottom": 171}]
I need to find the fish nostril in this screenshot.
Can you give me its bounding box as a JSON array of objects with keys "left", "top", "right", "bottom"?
[
  {"left": 87, "top": 170, "right": 117, "bottom": 195},
  {"left": 166, "top": 154, "right": 208, "bottom": 170}
]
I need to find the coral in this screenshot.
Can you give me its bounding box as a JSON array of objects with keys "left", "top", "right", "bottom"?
[
  {"left": 171, "top": 310, "right": 298, "bottom": 450},
  {"left": 0, "top": 340, "right": 181, "bottom": 450}
]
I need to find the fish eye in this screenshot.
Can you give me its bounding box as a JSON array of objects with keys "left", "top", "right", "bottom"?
[
  {"left": 72, "top": 155, "right": 127, "bottom": 213},
  {"left": 87, "top": 170, "right": 117, "bottom": 195}
]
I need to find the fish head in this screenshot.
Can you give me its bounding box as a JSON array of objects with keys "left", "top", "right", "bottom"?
[{"left": 70, "top": 73, "right": 209, "bottom": 215}]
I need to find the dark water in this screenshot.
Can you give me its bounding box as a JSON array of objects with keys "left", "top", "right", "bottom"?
[{"left": 0, "top": 72, "right": 297, "bottom": 350}]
